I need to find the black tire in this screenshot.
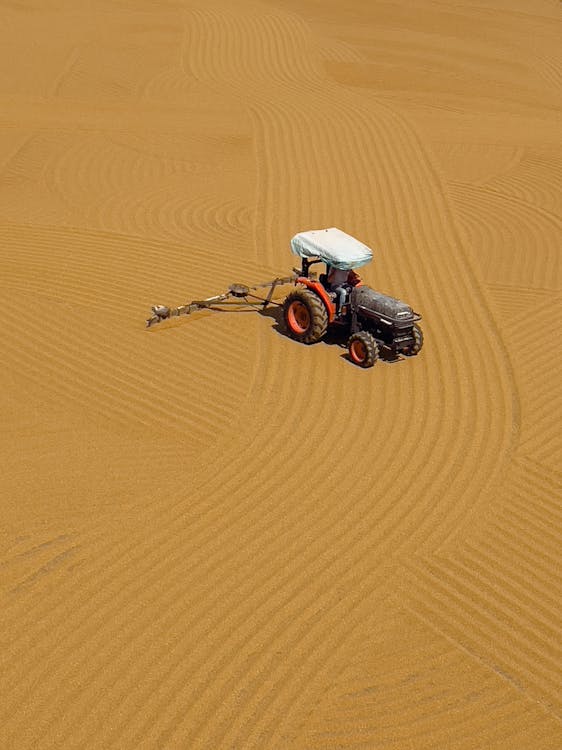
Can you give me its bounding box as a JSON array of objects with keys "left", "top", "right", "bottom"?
[
  {"left": 283, "top": 288, "right": 329, "bottom": 344},
  {"left": 348, "top": 330, "right": 379, "bottom": 368},
  {"left": 404, "top": 324, "right": 423, "bottom": 356}
]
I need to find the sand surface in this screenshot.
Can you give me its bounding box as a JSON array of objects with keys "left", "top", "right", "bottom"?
[{"left": 1, "top": 1, "right": 561, "bottom": 748}]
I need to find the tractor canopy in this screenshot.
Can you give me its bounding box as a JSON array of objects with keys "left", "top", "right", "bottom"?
[{"left": 290, "top": 228, "right": 373, "bottom": 271}]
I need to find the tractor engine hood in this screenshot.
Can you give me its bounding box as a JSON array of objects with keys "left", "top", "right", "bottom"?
[{"left": 352, "top": 286, "right": 414, "bottom": 322}]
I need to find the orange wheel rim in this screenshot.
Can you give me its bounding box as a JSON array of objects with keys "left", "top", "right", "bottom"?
[
  {"left": 350, "top": 339, "right": 367, "bottom": 363},
  {"left": 287, "top": 301, "right": 310, "bottom": 334}
]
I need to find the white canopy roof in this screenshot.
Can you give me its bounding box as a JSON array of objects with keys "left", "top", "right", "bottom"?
[{"left": 290, "top": 228, "right": 373, "bottom": 270}]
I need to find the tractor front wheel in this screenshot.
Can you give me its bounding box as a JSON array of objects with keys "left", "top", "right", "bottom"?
[
  {"left": 404, "top": 324, "right": 424, "bottom": 356},
  {"left": 348, "top": 331, "right": 379, "bottom": 368},
  {"left": 283, "top": 288, "right": 328, "bottom": 344}
]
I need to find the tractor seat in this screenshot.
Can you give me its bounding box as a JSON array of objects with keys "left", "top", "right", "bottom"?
[
  {"left": 319, "top": 273, "right": 337, "bottom": 299},
  {"left": 319, "top": 272, "right": 346, "bottom": 305}
]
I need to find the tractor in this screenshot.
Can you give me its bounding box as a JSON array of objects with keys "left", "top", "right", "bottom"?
[
  {"left": 145, "top": 227, "right": 423, "bottom": 369},
  {"left": 283, "top": 228, "right": 423, "bottom": 367}
]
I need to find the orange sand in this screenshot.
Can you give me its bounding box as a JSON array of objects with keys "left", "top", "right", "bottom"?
[{"left": 1, "top": 1, "right": 561, "bottom": 748}]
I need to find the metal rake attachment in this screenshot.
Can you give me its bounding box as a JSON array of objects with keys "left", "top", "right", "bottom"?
[{"left": 145, "top": 275, "right": 297, "bottom": 328}]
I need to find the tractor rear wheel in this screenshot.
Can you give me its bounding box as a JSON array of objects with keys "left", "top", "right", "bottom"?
[
  {"left": 404, "top": 324, "right": 423, "bottom": 356},
  {"left": 283, "top": 288, "right": 329, "bottom": 344},
  {"left": 348, "top": 331, "right": 379, "bottom": 368}
]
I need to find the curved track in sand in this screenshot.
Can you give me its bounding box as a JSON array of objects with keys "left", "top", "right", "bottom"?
[{"left": 1, "top": 1, "right": 560, "bottom": 749}]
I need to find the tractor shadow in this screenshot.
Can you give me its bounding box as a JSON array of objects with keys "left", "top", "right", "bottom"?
[{"left": 259, "top": 306, "right": 401, "bottom": 365}]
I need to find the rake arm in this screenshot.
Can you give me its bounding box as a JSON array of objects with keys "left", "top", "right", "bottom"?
[{"left": 145, "top": 275, "right": 297, "bottom": 328}]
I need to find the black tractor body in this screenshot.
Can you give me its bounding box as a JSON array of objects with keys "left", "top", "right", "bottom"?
[{"left": 348, "top": 286, "right": 422, "bottom": 358}]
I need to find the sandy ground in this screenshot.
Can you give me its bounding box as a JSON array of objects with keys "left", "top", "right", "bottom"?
[{"left": 1, "top": 1, "right": 561, "bottom": 748}]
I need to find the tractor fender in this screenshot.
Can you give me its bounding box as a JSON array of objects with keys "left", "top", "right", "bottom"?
[{"left": 296, "top": 277, "right": 336, "bottom": 322}]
